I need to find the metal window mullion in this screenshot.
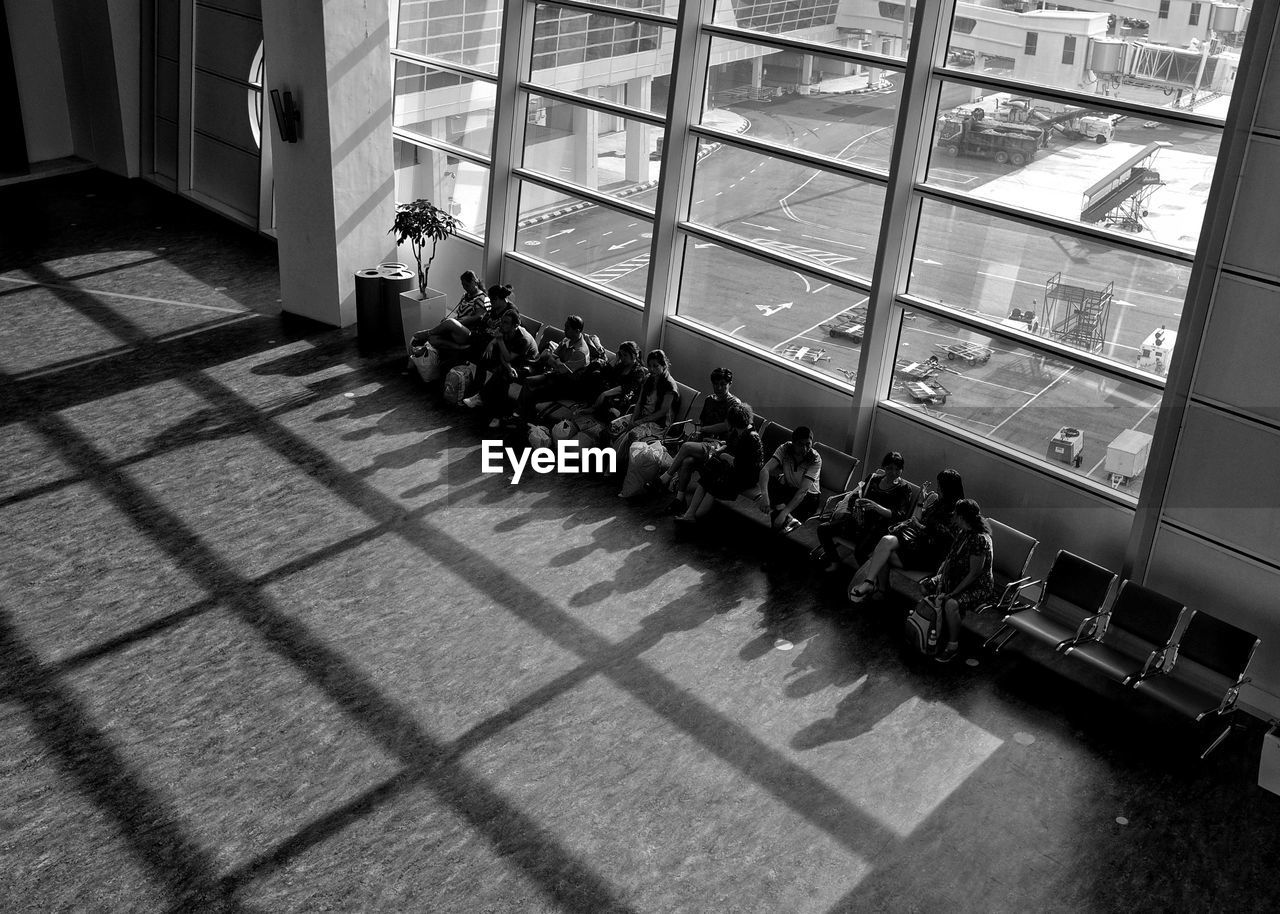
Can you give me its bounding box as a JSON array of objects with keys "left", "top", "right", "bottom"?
[
  {"left": 519, "top": 81, "right": 667, "bottom": 128},
  {"left": 933, "top": 67, "right": 1229, "bottom": 130},
  {"left": 916, "top": 183, "right": 1197, "bottom": 264},
  {"left": 391, "top": 128, "right": 492, "bottom": 168},
  {"left": 391, "top": 49, "right": 500, "bottom": 84},
  {"left": 511, "top": 167, "right": 657, "bottom": 221},
  {"left": 484, "top": 0, "right": 535, "bottom": 283},
  {"left": 702, "top": 21, "right": 905, "bottom": 73},
  {"left": 1125, "top": 0, "right": 1280, "bottom": 581},
  {"left": 642, "top": 0, "right": 712, "bottom": 354},
  {"left": 691, "top": 125, "right": 890, "bottom": 185},
  {"left": 849, "top": 0, "right": 954, "bottom": 455},
  {"left": 895, "top": 291, "right": 1172, "bottom": 387},
  {"left": 678, "top": 221, "right": 873, "bottom": 292},
  {"left": 539, "top": 0, "right": 678, "bottom": 27}
]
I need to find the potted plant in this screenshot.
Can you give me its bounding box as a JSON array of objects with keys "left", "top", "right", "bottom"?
[{"left": 388, "top": 199, "right": 462, "bottom": 354}]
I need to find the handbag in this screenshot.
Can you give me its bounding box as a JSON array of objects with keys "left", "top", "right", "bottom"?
[
  {"left": 904, "top": 598, "right": 940, "bottom": 656},
  {"left": 890, "top": 517, "right": 924, "bottom": 548}
]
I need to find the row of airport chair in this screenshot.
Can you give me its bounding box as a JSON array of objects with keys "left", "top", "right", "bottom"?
[{"left": 985, "top": 551, "right": 1262, "bottom": 758}]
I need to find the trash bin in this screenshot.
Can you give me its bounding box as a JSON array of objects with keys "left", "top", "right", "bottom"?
[
  {"left": 355, "top": 269, "right": 383, "bottom": 351},
  {"left": 378, "top": 262, "right": 415, "bottom": 349}
]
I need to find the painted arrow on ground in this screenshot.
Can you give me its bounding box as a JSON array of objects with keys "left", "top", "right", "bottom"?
[
  {"left": 608, "top": 239, "right": 638, "bottom": 251},
  {"left": 755, "top": 302, "right": 793, "bottom": 316},
  {"left": 547, "top": 228, "right": 575, "bottom": 239},
  {"left": 917, "top": 258, "right": 943, "bottom": 265}
]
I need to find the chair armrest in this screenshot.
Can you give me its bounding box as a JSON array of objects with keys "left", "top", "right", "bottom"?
[
  {"left": 1058, "top": 611, "right": 1106, "bottom": 652},
  {"left": 1125, "top": 647, "right": 1170, "bottom": 686},
  {"left": 989, "top": 575, "right": 1032, "bottom": 614}
]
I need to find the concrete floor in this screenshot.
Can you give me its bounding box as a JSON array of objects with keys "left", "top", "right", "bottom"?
[{"left": 2, "top": 171, "right": 1279, "bottom": 913}]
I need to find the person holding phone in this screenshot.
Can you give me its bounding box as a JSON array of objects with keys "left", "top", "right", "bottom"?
[{"left": 813, "top": 451, "right": 913, "bottom": 573}]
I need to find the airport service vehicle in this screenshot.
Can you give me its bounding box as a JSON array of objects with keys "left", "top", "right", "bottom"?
[
  {"left": 1135, "top": 326, "right": 1176, "bottom": 376},
  {"left": 1106, "top": 429, "right": 1153, "bottom": 488},
  {"left": 895, "top": 356, "right": 942, "bottom": 380},
  {"left": 906, "top": 380, "right": 949, "bottom": 406},
  {"left": 825, "top": 318, "right": 864, "bottom": 342},
  {"left": 937, "top": 342, "right": 993, "bottom": 364},
  {"left": 1048, "top": 426, "right": 1085, "bottom": 469},
  {"left": 935, "top": 111, "right": 1044, "bottom": 167}
]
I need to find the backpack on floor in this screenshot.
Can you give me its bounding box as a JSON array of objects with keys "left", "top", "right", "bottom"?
[
  {"left": 905, "top": 598, "right": 939, "bottom": 656},
  {"left": 443, "top": 363, "right": 476, "bottom": 406}
]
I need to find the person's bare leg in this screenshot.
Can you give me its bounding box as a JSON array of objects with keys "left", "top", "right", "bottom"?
[{"left": 851, "top": 535, "right": 898, "bottom": 597}]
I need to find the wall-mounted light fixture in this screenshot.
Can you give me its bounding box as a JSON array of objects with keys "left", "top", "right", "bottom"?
[{"left": 270, "top": 89, "right": 301, "bottom": 143}]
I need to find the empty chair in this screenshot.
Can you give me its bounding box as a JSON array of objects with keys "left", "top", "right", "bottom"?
[
  {"left": 1061, "top": 580, "right": 1186, "bottom": 684},
  {"left": 673, "top": 381, "right": 701, "bottom": 424},
  {"left": 814, "top": 442, "right": 860, "bottom": 495},
  {"left": 1132, "top": 611, "right": 1261, "bottom": 758},
  {"left": 973, "top": 519, "right": 1038, "bottom": 615},
  {"left": 759, "top": 420, "right": 792, "bottom": 458},
  {"left": 518, "top": 314, "right": 544, "bottom": 340},
  {"left": 985, "top": 550, "right": 1116, "bottom": 653}
]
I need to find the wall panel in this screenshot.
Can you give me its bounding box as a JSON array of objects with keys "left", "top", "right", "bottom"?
[
  {"left": 1194, "top": 274, "right": 1280, "bottom": 422},
  {"left": 1223, "top": 139, "right": 1280, "bottom": 278}
]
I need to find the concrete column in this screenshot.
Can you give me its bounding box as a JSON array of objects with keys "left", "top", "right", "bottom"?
[
  {"left": 750, "top": 56, "right": 764, "bottom": 89},
  {"left": 571, "top": 99, "right": 599, "bottom": 190},
  {"left": 800, "top": 54, "right": 813, "bottom": 90},
  {"left": 262, "top": 0, "right": 394, "bottom": 327},
  {"left": 624, "top": 75, "right": 651, "bottom": 183}
]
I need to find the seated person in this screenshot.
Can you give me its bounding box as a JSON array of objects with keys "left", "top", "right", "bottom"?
[
  {"left": 586, "top": 341, "right": 646, "bottom": 421},
  {"left": 675, "top": 403, "right": 762, "bottom": 523},
  {"left": 518, "top": 315, "right": 592, "bottom": 411},
  {"left": 920, "top": 499, "right": 995, "bottom": 663},
  {"left": 460, "top": 307, "right": 538, "bottom": 425},
  {"left": 755, "top": 426, "right": 822, "bottom": 534},
  {"left": 465, "top": 283, "right": 517, "bottom": 362},
  {"left": 848, "top": 469, "right": 965, "bottom": 602},
  {"left": 658, "top": 367, "right": 741, "bottom": 502},
  {"left": 420, "top": 271, "right": 489, "bottom": 353},
  {"left": 608, "top": 349, "right": 678, "bottom": 457},
  {"left": 813, "top": 451, "right": 913, "bottom": 571}
]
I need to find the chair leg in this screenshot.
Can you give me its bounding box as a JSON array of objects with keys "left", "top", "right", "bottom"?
[{"left": 1199, "top": 721, "right": 1237, "bottom": 760}]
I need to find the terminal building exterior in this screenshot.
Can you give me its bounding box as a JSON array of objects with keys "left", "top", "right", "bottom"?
[{"left": 5, "top": 0, "right": 1279, "bottom": 735}]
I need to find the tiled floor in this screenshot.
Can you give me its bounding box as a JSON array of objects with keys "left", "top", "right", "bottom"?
[{"left": 3, "top": 171, "right": 1279, "bottom": 913}]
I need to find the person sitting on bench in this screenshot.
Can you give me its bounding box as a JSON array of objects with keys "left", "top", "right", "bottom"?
[
  {"left": 461, "top": 307, "right": 537, "bottom": 425},
  {"left": 848, "top": 468, "right": 965, "bottom": 602},
  {"left": 658, "top": 367, "right": 741, "bottom": 511},
  {"left": 756, "top": 426, "right": 822, "bottom": 534},
  {"left": 813, "top": 451, "right": 913, "bottom": 573},
  {"left": 920, "top": 498, "right": 994, "bottom": 664},
  {"left": 421, "top": 271, "right": 489, "bottom": 353},
  {"left": 518, "top": 315, "right": 592, "bottom": 413},
  {"left": 675, "top": 403, "right": 761, "bottom": 524},
  {"left": 586, "top": 341, "right": 645, "bottom": 422}
]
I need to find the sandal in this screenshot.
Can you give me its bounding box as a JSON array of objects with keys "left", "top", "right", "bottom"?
[{"left": 848, "top": 581, "right": 878, "bottom": 603}]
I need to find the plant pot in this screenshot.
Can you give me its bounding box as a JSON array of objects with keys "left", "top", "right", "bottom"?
[{"left": 398, "top": 287, "right": 449, "bottom": 355}]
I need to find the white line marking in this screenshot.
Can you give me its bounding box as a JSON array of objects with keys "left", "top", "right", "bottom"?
[
  {"left": 730, "top": 325, "right": 746, "bottom": 335},
  {"left": 0, "top": 276, "right": 248, "bottom": 314},
  {"left": 988, "top": 365, "right": 1075, "bottom": 436},
  {"left": 803, "top": 235, "right": 865, "bottom": 250}
]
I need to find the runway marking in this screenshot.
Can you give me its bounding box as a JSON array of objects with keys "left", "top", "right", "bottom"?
[
  {"left": 730, "top": 325, "right": 746, "bottom": 335},
  {"left": 549, "top": 249, "right": 559, "bottom": 254},
  {"left": 0, "top": 276, "right": 249, "bottom": 314},
  {"left": 804, "top": 235, "right": 865, "bottom": 250},
  {"left": 695, "top": 200, "right": 705, "bottom": 205},
  {"left": 755, "top": 238, "right": 856, "bottom": 269},
  {"left": 587, "top": 252, "right": 651, "bottom": 285},
  {"left": 602, "top": 231, "right": 613, "bottom": 236}
]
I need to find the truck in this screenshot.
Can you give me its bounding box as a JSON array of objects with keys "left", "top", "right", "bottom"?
[
  {"left": 1106, "top": 429, "right": 1153, "bottom": 488},
  {"left": 1135, "top": 326, "right": 1176, "bottom": 376},
  {"left": 935, "top": 110, "right": 1044, "bottom": 167}
]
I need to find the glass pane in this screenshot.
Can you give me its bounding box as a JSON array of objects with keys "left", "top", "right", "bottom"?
[
  {"left": 944, "top": 2, "right": 1249, "bottom": 116},
  {"left": 712, "top": 0, "right": 888, "bottom": 53},
  {"left": 530, "top": 2, "right": 674, "bottom": 116},
  {"left": 397, "top": 0, "right": 503, "bottom": 74},
  {"left": 910, "top": 198, "right": 1191, "bottom": 374},
  {"left": 523, "top": 94, "right": 664, "bottom": 200},
  {"left": 890, "top": 316, "right": 1161, "bottom": 496},
  {"left": 394, "top": 59, "right": 496, "bottom": 158},
  {"left": 394, "top": 140, "right": 489, "bottom": 238},
  {"left": 677, "top": 239, "right": 866, "bottom": 388},
  {"left": 926, "top": 81, "right": 1219, "bottom": 254},
  {"left": 704, "top": 36, "right": 902, "bottom": 171},
  {"left": 811, "top": 0, "right": 912, "bottom": 59},
  {"left": 688, "top": 139, "right": 884, "bottom": 283},
  {"left": 515, "top": 182, "right": 653, "bottom": 301}
]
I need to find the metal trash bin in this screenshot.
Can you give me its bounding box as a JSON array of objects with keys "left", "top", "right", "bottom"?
[{"left": 355, "top": 268, "right": 383, "bottom": 351}]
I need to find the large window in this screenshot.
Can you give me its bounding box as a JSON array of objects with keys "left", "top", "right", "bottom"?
[{"left": 388, "top": 0, "right": 1252, "bottom": 500}]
